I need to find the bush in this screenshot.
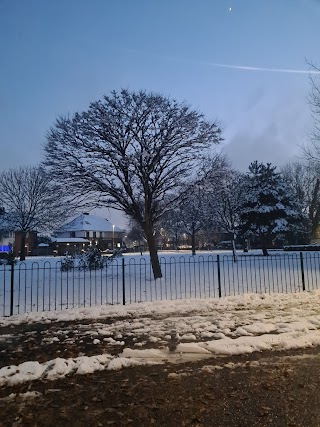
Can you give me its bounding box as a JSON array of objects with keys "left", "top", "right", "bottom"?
[
  {"left": 60, "top": 254, "right": 74, "bottom": 271},
  {"left": 60, "top": 248, "right": 115, "bottom": 271},
  {"left": 0, "top": 250, "right": 17, "bottom": 266},
  {"left": 84, "top": 248, "right": 104, "bottom": 270},
  {"left": 283, "top": 244, "right": 320, "bottom": 251}
]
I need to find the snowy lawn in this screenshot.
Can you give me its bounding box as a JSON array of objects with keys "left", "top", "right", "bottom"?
[
  {"left": 1, "top": 289, "right": 320, "bottom": 387},
  {"left": 1, "top": 250, "right": 319, "bottom": 316}
]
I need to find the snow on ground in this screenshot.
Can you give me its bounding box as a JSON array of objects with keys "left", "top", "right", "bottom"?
[
  {"left": 2, "top": 249, "right": 319, "bottom": 316},
  {"left": 1, "top": 289, "right": 320, "bottom": 388}
]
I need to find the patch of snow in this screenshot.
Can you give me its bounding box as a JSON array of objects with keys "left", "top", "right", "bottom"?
[
  {"left": 0, "top": 353, "right": 113, "bottom": 387},
  {"left": 175, "top": 343, "right": 211, "bottom": 354},
  {"left": 234, "top": 327, "right": 253, "bottom": 336},
  {"left": 107, "top": 357, "right": 143, "bottom": 371},
  {"left": 148, "top": 336, "right": 160, "bottom": 343},
  {"left": 242, "top": 323, "right": 276, "bottom": 334},
  {"left": 121, "top": 348, "right": 166, "bottom": 359},
  {"left": 180, "top": 334, "right": 197, "bottom": 341}
]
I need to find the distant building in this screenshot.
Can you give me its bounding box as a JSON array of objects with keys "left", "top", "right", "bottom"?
[
  {"left": 0, "top": 230, "right": 15, "bottom": 254},
  {"left": 0, "top": 230, "right": 37, "bottom": 256},
  {"left": 52, "top": 213, "right": 125, "bottom": 254},
  {"left": 14, "top": 231, "right": 37, "bottom": 257}
]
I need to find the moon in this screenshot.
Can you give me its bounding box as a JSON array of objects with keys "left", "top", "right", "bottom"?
[{"left": 229, "top": 7, "right": 232, "bottom": 11}]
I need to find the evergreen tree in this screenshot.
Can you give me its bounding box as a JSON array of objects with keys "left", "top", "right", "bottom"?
[{"left": 239, "top": 161, "right": 307, "bottom": 256}]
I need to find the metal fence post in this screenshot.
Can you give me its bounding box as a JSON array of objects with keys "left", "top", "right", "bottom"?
[
  {"left": 10, "top": 262, "right": 14, "bottom": 316},
  {"left": 217, "top": 255, "right": 222, "bottom": 298},
  {"left": 122, "top": 257, "right": 126, "bottom": 305},
  {"left": 300, "top": 252, "right": 306, "bottom": 292}
]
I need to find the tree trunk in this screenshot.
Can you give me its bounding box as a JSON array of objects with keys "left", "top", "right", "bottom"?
[
  {"left": 232, "top": 239, "right": 237, "bottom": 262},
  {"left": 262, "top": 243, "right": 269, "bottom": 256},
  {"left": 310, "top": 179, "right": 320, "bottom": 240},
  {"left": 144, "top": 225, "right": 162, "bottom": 279},
  {"left": 311, "top": 206, "right": 320, "bottom": 240},
  {"left": 20, "top": 232, "right": 26, "bottom": 261},
  {"left": 191, "top": 225, "right": 196, "bottom": 256}
]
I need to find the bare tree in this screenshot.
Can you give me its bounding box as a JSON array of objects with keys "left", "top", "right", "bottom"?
[
  {"left": 0, "top": 206, "right": 6, "bottom": 242},
  {"left": 177, "top": 183, "right": 212, "bottom": 255},
  {"left": 0, "top": 166, "right": 71, "bottom": 260},
  {"left": 157, "top": 208, "right": 184, "bottom": 250},
  {"left": 303, "top": 61, "right": 320, "bottom": 162},
  {"left": 126, "top": 219, "right": 145, "bottom": 255},
  {"left": 159, "top": 155, "right": 233, "bottom": 255},
  {"left": 208, "top": 170, "right": 246, "bottom": 260},
  {"left": 44, "top": 89, "right": 222, "bottom": 278},
  {"left": 281, "top": 161, "right": 318, "bottom": 239}
]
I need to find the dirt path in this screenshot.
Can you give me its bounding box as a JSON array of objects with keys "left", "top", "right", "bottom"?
[{"left": 1, "top": 347, "right": 320, "bottom": 427}]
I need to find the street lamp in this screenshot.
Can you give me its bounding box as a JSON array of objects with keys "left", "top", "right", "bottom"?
[{"left": 112, "top": 224, "right": 115, "bottom": 250}]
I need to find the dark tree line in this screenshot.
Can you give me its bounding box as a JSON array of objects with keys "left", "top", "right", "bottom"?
[{"left": 155, "top": 160, "right": 310, "bottom": 257}]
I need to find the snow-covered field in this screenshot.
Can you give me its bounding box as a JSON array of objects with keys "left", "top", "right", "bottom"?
[
  {"left": 2, "top": 289, "right": 320, "bottom": 388},
  {"left": 0, "top": 250, "right": 319, "bottom": 317}
]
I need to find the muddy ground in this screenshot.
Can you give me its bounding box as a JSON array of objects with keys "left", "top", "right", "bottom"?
[{"left": 1, "top": 320, "right": 320, "bottom": 426}]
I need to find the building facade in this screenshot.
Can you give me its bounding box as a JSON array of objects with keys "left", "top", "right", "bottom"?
[
  {"left": 53, "top": 213, "right": 125, "bottom": 254},
  {"left": 0, "top": 230, "right": 15, "bottom": 254},
  {"left": 0, "top": 230, "right": 37, "bottom": 256}
]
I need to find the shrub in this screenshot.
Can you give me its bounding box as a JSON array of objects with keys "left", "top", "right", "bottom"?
[
  {"left": 0, "top": 250, "right": 17, "bottom": 266},
  {"left": 60, "top": 254, "right": 74, "bottom": 271},
  {"left": 84, "top": 248, "right": 104, "bottom": 270},
  {"left": 60, "top": 248, "right": 111, "bottom": 271}
]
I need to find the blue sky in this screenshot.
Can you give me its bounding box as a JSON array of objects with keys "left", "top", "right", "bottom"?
[{"left": 1, "top": 0, "right": 320, "bottom": 226}]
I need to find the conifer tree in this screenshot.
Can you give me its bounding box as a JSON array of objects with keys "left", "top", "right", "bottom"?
[{"left": 239, "top": 161, "right": 307, "bottom": 255}]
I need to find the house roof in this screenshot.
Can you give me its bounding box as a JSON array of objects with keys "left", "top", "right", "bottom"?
[
  {"left": 58, "top": 213, "right": 124, "bottom": 233},
  {"left": 52, "top": 237, "right": 90, "bottom": 243}
]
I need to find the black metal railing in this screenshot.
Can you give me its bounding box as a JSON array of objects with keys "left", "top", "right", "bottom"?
[{"left": 1, "top": 252, "right": 319, "bottom": 317}]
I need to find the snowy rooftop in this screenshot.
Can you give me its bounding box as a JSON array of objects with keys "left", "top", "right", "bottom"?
[
  {"left": 57, "top": 213, "right": 124, "bottom": 233},
  {"left": 51, "top": 237, "right": 90, "bottom": 243}
]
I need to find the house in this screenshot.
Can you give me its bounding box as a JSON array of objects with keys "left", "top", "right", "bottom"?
[
  {"left": 50, "top": 237, "right": 90, "bottom": 256},
  {"left": 53, "top": 213, "right": 125, "bottom": 253},
  {"left": 14, "top": 231, "right": 37, "bottom": 257},
  {"left": 0, "top": 229, "right": 37, "bottom": 256},
  {"left": 0, "top": 230, "right": 15, "bottom": 254}
]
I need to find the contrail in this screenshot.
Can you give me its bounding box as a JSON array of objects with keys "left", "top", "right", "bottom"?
[
  {"left": 126, "top": 49, "right": 320, "bottom": 75},
  {"left": 205, "top": 62, "right": 320, "bottom": 75}
]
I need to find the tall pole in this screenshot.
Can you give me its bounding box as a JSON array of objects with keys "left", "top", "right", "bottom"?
[{"left": 112, "top": 224, "right": 115, "bottom": 250}]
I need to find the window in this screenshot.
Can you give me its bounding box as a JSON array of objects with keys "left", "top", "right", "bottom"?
[
  {"left": 93, "top": 231, "right": 96, "bottom": 238},
  {"left": 70, "top": 232, "right": 75, "bottom": 238},
  {"left": 86, "top": 231, "right": 89, "bottom": 238}
]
